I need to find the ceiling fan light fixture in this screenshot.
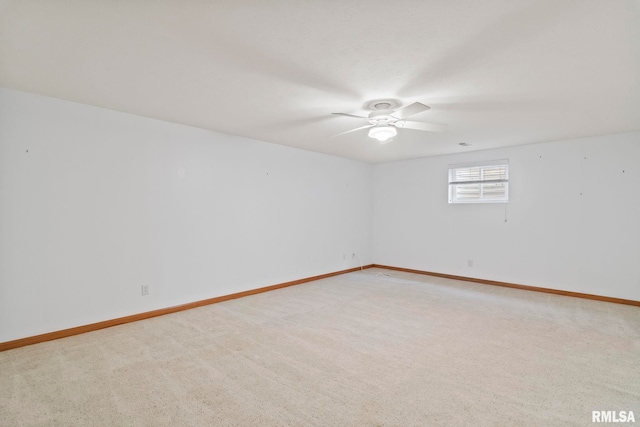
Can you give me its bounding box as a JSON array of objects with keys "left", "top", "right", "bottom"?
[{"left": 368, "top": 125, "right": 397, "bottom": 143}]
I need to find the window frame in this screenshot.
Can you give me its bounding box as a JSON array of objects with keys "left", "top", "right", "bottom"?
[{"left": 448, "top": 159, "right": 509, "bottom": 204}]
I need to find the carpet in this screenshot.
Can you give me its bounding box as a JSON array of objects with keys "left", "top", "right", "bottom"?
[{"left": 1, "top": 268, "right": 639, "bottom": 426}]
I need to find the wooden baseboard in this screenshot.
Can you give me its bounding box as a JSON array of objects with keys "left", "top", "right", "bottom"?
[
  {"left": 5, "top": 263, "right": 636, "bottom": 352},
  {"left": 372, "top": 264, "right": 640, "bottom": 307},
  {"left": 0, "top": 265, "right": 374, "bottom": 352}
]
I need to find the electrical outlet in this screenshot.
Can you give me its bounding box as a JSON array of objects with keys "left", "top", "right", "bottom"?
[
  {"left": 342, "top": 254, "right": 346, "bottom": 261},
  {"left": 141, "top": 285, "right": 149, "bottom": 296},
  {"left": 467, "top": 259, "right": 473, "bottom": 267},
  {"left": 352, "top": 253, "right": 356, "bottom": 259}
]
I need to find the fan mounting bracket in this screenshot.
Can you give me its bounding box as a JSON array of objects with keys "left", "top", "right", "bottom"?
[{"left": 364, "top": 99, "right": 401, "bottom": 111}]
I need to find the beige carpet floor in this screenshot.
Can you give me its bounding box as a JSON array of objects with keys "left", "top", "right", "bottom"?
[{"left": 1, "top": 268, "right": 639, "bottom": 426}]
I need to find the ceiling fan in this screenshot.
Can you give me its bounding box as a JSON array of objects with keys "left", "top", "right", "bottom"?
[{"left": 332, "top": 100, "right": 446, "bottom": 143}]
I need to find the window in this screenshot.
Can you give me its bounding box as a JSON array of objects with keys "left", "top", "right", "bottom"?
[{"left": 448, "top": 160, "right": 509, "bottom": 203}]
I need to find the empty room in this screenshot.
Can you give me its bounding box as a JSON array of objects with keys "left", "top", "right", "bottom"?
[{"left": 1, "top": 1, "right": 639, "bottom": 426}]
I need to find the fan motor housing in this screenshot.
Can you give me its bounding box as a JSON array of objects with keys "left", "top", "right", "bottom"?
[{"left": 368, "top": 110, "right": 396, "bottom": 125}]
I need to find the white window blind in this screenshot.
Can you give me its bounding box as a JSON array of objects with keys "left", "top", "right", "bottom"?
[{"left": 448, "top": 160, "right": 509, "bottom": 203}]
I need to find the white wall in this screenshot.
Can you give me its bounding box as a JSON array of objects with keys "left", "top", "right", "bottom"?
[
  {"left": 2, "top": 87, "right": 638, "bottom": 344},
  {"left": 373, "top": 132, "right": 640, "bottom": 301},
  {"left": 0, "top": 88, "right": 373, "bottom": 342}
]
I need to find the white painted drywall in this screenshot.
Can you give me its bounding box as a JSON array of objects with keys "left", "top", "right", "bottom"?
[
  {"left": 2, "top": 86, "right": 638, "bottom": 344},
  {"left": 373, "top": 132, "right": 640, "bottom": 301},
  {"left": 0, "top": 88, "right": 373, "bottom": 342}
]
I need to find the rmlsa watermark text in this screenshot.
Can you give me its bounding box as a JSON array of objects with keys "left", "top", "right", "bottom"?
[{"left": 592, "top": 410, "right": 635, "bottom": 423}]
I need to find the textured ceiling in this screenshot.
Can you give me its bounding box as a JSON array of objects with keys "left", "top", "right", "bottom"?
[{"left": 1, "top": 0, "right": 639, "bottom": 163}]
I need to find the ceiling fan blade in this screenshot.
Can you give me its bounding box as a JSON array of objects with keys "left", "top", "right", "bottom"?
[
  {"left": 391, "top": 102, "right": 430, "bottom": 119},
  {"left": 331, "top": 124, "right": 374, "bottom": 137},
  {"left": 331, "top": 112, "right": 368, "bottom": 119},
  {"left": 396, "top": 120, "right": 447, "bottom": 132}
]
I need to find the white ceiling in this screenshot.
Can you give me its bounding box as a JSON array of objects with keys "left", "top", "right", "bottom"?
[{"left": 1, "top": 0, "right": 639, "bottom": 163}]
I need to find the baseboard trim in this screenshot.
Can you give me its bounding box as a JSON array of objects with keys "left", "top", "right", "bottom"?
[
  {"left": 5, "top": 263, "right": 636, "bottom": 352},
  {"left": 372, "top": 264, "right": 640, "bottom": 307},
  {"left": 0, "top": 265, "right": 374, "bottom": 352}
]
